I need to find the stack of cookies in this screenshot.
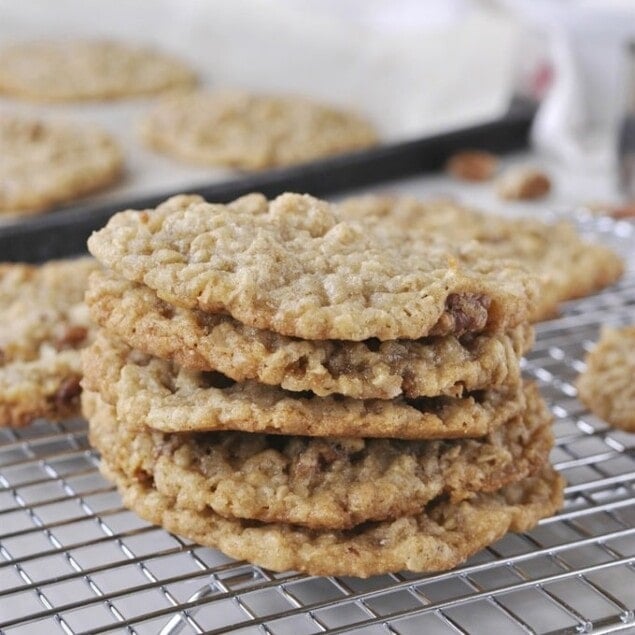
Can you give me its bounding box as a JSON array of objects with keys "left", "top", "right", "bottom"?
[{"left": 82, "top": 192, "right": 564, "bottom": 578}]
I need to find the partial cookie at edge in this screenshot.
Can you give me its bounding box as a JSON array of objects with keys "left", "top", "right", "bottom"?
[
  {"left": 0, "top": 116, "right": 123, "bottom": 214},
  {"left": 0, "top": 258, "right": 97, "bottom": 426},
  {"left": 576, "top": 325, "right": 635, "bottom": 432}
]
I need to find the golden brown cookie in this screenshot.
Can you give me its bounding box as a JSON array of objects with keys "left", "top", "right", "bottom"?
[
  {"left": 0, "top": 40, "right": 196, "bottom": 101},
  {"left": 84, "top": 382, "right": 552, "bottom": 530},
  {"left": 576, "top": 326, "right": 635, "bottom": 432},
  {"left": 0, "top": 115, "right": 123, "bottom": 215},
  {"left": 338, "top": 195, "right": 624, "bottom": 321},
  {"left": 86, "top": 270, "right": 532, "bottom": 399},
  {"left": 87, "top": 193, "right": 538, "bottom": 341},
  {"left": 0, "top": 258, "right": 98, "bottom": 426},
  {"left": 82, "top": 332, "right": 525, "bottom": 440},
  {"left": 98, "top": 453, "right": 564, "bottom": 577},
  {"left": 139, "top": 90, "right": 377, "bottom": 169}
]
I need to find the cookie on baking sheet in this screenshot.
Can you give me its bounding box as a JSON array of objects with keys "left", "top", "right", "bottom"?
[
  {"left": 0, "top": 258, "right": 98, "bottom": 426},
  {"left": 576, "top": 326, "right": 635, "bottom": 432},
  {"left": 338, "top": 195, "right": 624, "bottom": 321},
  {"left": 86, "top": 270, "right": 533, "bottom": 400},
  {"left": 97, "top": 449, "right": 563, "bottom": 577},
  {"left": 0, "top": 40, "right": 196, "bottom": 101},
  {"left": 84, "top": 382, "right": 552, "bottom": 530},
  {"left": 87, "top": 193, "right": 538, "bottom": 342},
  {"left": 82, "top": 332, "right": 525, "bottom": 440},
  {"left": 0, "top": 115, "right": 123, "bottom": 215},
  {"left": 139, "top": 90, "right": 377, "bottom": 169}
]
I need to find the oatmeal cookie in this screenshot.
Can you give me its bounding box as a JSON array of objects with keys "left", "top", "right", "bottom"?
[
  {"left": 86, "top": 271, "right": 532, "bottom": 399},
  {"left": 0, "top": 40, "right": 196, "bottom": 101},
  {"left": 87, "top": 193, "right": 538, "bottom": 341},
  {"left": 338, "top": 195, "right": 624, "bottom": 321},
  {"left": 0, "top": 115, "right": 123, "bottom": 215},
  {"left": 82, "top": 332, "right": 525, "bottom": 440},
  {"left": 98, "top": 453, "right": 564, "bottom": 577},
  {"left": 139, "top": 90, "right": 377, "bottom": 169},
  {"left": 84, "top": 382, "right": 552, "bottom": 530},
  {"left": 0, "top": 258, "right": 97, "bottom": 426},
  {"left": 576, "top": 326, "right": 635, "bottom": 432}
]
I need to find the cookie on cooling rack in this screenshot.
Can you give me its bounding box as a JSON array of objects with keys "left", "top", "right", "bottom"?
[
  {"left": 576, "top": 326, "right": 635, "bottom": 432},
  {"left": 139, "top": 90, "right": 377, "bottom": 169},
  {"left": 0, "top": 40, "right": 196, "bottom": 101},
  {"left": 86, "top": 270, "right": 532, "bottom": 400},
  {"left": 0, "top": 258, "right": 98, "bottom": 426},
  {"left": 93, "top": 427, "right": 564, "bottom": 578},
  {"left": 0, "top": 115, "right": 123, "bottom": 215},
  {"left": 82, "top": 332, "right": 526, "bottom": 440},
  {"left": 87, "top": 193, "right": 538, "bottom": 341},
  {"left": 83, "top": 381, "right": 552, "bottom": 530},
  {"left": 338, "top": 195, "right": 624, "bottom": 322}
]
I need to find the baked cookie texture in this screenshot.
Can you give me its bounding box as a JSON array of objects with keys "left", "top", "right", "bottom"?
[
  {"left": 576, "top": 326, "right": 635, "bottom": 432},
  {"left": 82, "top": 332, "right": 525, "bottom": 440},
  {"left": 139, "top": 90, "right": 377, "bottom": 169},
  {"left": 84, "top": 382, "right": 552, "bottom": 530},
  {"left": 86, "top": 270, "right": 533, "bottom": 399},
  {"left": 0, "top": 40, "right": 196, "bottom": 101},
  {"left": 0, "top": 258, "right": 98, "bottom": 426},
  {"left": 83, "top": 191, "right": 564, "bottom": 576},
  {"left": 338, "top": 195, "right": 624, "bottom": 321},
  {"left": 87, "top": 193, "right": 538, "bottom": 341},
  {"left": 98, "top": 454, "right": 564, "bottom": 578},
  {"left": 0, "top": 115, "right": 123, "bottom": 215}
]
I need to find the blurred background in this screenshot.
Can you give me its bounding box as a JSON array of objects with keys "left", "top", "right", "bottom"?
[{"left": 1, "top": 0, "right": 635, "bottom": 214}]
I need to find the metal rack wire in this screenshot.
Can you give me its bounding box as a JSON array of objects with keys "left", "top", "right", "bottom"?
[{"left": 1, "top": 213, "right": 634, "bottom": 635}]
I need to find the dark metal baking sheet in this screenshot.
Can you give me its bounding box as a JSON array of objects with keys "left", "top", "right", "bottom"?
[{"left": 0, "top": 99, "right": 534, "bottom": 262}]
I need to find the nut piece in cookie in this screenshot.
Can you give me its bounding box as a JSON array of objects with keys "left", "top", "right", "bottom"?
[
  {"left": 497, "top": 167, "right": 552, "bottom": 201},
  {"left": 576, "top": 325, "right": 635, "bottom": 432},
  {"left": 446, "top": 150, "right": 498, "bottom": 182}
]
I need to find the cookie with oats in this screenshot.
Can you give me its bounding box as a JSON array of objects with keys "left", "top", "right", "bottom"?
[
  {"left": 0, "top": 115, "right": 123, "bottom": 215},
  {"left": 139, "top": 90, "right": 377, "bottom": 169},
  {"left": 0, "top": 40, "right": 196, "bottom": 101},
  {"left": 87, "top": 193, "right": 538, "bottom": 341},
  {"left": 0, "top": 258, "right": 98, "bottom": 426},
  {"left": 82, "top": 332, "right": 525, "bottom": 440},
  {"left": 84, "top": 382, "right": 552, "bottom": 530},
  {"left": 86, "top": 271, "right": 533, "bottom": 399},
  {"left": 338, "top": 195, "right": 624, "bottom": 321},
  {"left": 98, "top": 451, "right": 564, "bottom": 577},
  {"left": 576, "top": 326, "right": 635, "bottom": 432}
]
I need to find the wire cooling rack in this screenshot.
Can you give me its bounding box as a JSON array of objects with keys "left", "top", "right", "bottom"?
[{"left": 0, "top": 213, "right": 634, "bottom": 635}]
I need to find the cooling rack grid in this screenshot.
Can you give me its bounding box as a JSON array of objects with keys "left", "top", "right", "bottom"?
[{"left": 0, "top": 212, "right": 633, "bottom": 635}]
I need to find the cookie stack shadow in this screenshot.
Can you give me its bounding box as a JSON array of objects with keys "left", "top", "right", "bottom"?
[{"left": 81, "top": 192, "right": 564, "bottom": 578}]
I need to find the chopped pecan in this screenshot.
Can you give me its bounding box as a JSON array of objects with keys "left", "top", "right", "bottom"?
[
  {"left": 430, "top": 293, "right": 491, "bottom": 337},
  {"left": 497, "top": 167, "right": 551, "bottom": 200},
  {"left": 55, "top": 325, "right": 89, "bottom": 350},
  {"left": 446, "top": 150, "right": 498, "bottom": 182},
  {"left": 54, "top": 376, "right": 82, "bottom": 407}
]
